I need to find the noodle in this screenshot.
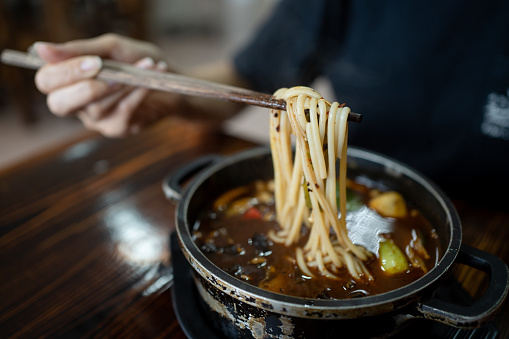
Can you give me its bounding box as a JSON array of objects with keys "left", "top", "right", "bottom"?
[{"left": 269, "top": 86, "right": 372, "bottom": 280}]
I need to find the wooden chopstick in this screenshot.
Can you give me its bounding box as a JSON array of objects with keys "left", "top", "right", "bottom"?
[{"left": 0, "top": 49, "right": 362, "bottom": 123}]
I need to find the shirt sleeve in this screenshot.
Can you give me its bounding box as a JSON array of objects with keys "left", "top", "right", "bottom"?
[{"left": 233, "top": 0, "right": 332, "bottom": 94}]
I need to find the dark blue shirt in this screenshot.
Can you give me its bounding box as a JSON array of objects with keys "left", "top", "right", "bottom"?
[{"left": 234, "top": 0, "right": 509, "bottom": 201}]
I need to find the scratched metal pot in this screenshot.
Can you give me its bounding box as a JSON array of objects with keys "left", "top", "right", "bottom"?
[{"left": 164, "top": 146, "right": 509, "bottom": 338}]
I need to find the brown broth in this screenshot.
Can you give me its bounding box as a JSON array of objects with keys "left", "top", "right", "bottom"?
[{"left": 193, "top": 181, "right": 441, "bottom": 299}]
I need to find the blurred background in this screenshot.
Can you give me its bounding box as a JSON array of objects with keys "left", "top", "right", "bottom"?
[{"left": 0, "top": 0, "right": 286, "bottom": 170}]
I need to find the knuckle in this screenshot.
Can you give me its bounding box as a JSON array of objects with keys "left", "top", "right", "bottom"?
[
  {"left": 86, "top": 103, "right": 102, "bottom": 120},
  {"left": 101, "top": 32, "right": 119, "bottom": 41},
  {"left": 78, "top": 113, "right": 103, "bottom": 134},
  {"left": 100, "top": 33, "right": 121, "bottom": 49},
  {"left": 78, "top": 115, "right": 93, "bottom": 130}
]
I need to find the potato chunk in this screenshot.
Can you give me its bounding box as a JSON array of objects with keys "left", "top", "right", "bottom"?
[{"left": 368, "top": 191, "right": 408, "bottom": 218}]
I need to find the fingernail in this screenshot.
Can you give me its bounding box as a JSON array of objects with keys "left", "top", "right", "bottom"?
[
  {"left": 137, "top": 57, "right": 155, "bottom": 69},
  {"left": 80, "top": 56, "right": 102, "bottom": 72}
]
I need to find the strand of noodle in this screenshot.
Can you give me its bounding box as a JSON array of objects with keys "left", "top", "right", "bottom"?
[
  {"left": 318, "top": 100, "right": 328, "bottom": 142},
  {"left": 279, "top": 109, "right": 294, "bottom": 187},
  {"left": 327, "top": 253, "right": 343, "bottom": 269},
  {"left": 345, "top": 255, "right": 361, "bottom": 279},
  {"left": 308, "top": 98, "right": 327, "bottom": 179},
  {"left": 289, "top": 146, "right": 303, "bottom": 194},
  {"left": 335, "top": 246, "right": 361, "bottom": 279},
  {"left": 353, "top": 256, "right": 373, "bottom": 280},
  {"left": 321, "top": 212, "right": 331, "bottom": 252},
  {"left": 267, "top": 229, "right": 287, "bottom": 244},
  {"left": 306, "top": 123, "right": 325, "bottom": 187},
  {"left": 337, "top": 107, "right": 350, "bottom": 159},
  {"left": 284, "top": 100, "right": 303, "bottom": 146},
  {"left": 271, "top": 93, "right": 294, "bottom": 227},
  {"left": 277, "top": 229, "right": 289, "bottom": 236},
  {"left": 309, "top": 97, "right": 319, "bottom": 127},
  {"left": 280, "top": 147, "right": 303, "bottom": 225},
  {"left": 360, "top": 259, "right": 374, "bottom": 280},
  {"left": 306, "top": 98, "right": 327, "bottom": 182},
  {"left": 353, "top": 257, "right": 372, "bottom": 280},
  {"left": 271, "top": 88, "right": 288, "bottom": 157},
  {"left": 269, "top": 108, "right": 285, "bottom": 218},
  {"left": 316, "top": 251, "right": 337, "bottom": 279},
  {"left": 307, "top": 260, "right": 339, "bottom": 272},
  {"left": 285, "top": 190, "right": 307, "bottom": 245},
  {"left": 336, "top": 125, "right": 369, "bottom": 259},
  {"left": 296, "top": 248, "right": 314, "bottom": 277},
  {"left": 326, "top": 102, "right": 339, "bottom": 216},
  {"left": 295, "top": 95, "right": 308, "bottom": 136},
  {"left": 338, "top": 124, "right": 348, "bottom": 228},
  {"left": 273, "top": 87, "right": 288, "bottom": 98},
  {"left": 304, "top": 224, "right": 318, "bottom": 252},
  {"left": 334, "top": 108, "right": 342, "bottom": 157},
  {"left": 308, "top": 255, "right": 334, "bottom": 266}
]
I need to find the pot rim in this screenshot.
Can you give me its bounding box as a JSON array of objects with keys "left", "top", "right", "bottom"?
[{"left": 176, "top": 146, "right": 462, "bottom": 314}]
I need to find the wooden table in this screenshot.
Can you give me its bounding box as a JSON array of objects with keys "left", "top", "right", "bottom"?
[{"left": 1, "top": 118, "right": 508, "bottom": 338}]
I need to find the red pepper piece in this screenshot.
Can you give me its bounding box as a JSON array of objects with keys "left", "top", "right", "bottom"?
[{"left": 243, "top": 207, "right": 262, "bottom": 219}]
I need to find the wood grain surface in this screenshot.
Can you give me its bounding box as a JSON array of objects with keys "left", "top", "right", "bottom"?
[{"left": 0, "top": 118, "right": 507, "bottom": 338}]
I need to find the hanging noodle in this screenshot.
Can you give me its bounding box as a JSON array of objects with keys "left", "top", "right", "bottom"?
[{"left": 269, "top": 86, "right": 373, "bottom": 280}]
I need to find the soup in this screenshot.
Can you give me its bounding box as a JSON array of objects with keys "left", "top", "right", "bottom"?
[{"left": 192, "top": 178, "right": 441, "bottom": 299}]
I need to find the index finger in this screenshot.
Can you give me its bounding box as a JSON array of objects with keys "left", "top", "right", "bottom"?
[
  {"left": 35, "top": 55, "right": 102, "bottom": 94},
  {"left": 33, "top": 36, "right": 117, "bottom": 63},
  {"left": 34, "top": 34, "right": 161, "bottom": 64}
]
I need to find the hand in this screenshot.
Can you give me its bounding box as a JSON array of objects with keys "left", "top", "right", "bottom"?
[{"left": 34, "top": 34, "right": 170, "bottom": 137}]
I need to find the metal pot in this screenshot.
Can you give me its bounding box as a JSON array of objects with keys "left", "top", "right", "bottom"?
[{"left": 164, "top": 146, "right": 509, "bottom": 338}]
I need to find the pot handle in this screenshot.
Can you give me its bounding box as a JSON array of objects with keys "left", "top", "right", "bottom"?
[
  {"left": 162, "top": 154, "right": 223, "bottom": 203},
  {"left": 416, "top": 244, "right": 509, "bottom": 328}
]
